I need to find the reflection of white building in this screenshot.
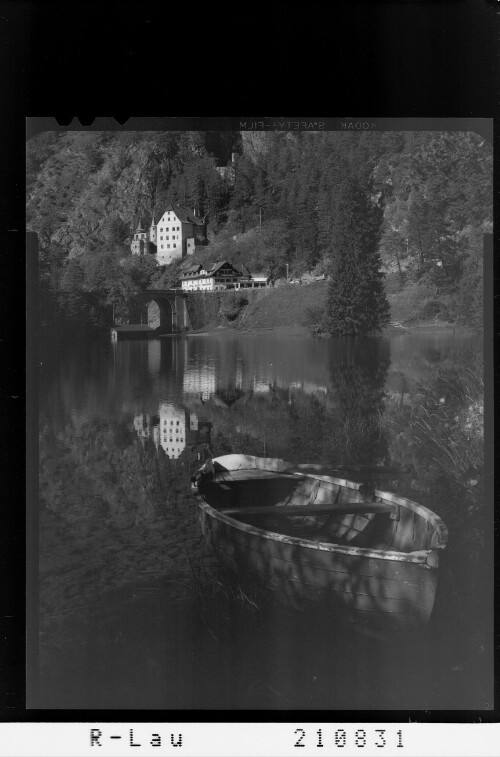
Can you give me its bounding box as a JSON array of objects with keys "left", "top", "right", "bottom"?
[
  {"left": 134, "top": 414, "right": 152, "bottom": 439},
  {"left": 289, "top": 380, "right": 328, "bottom": 396},
  {"left": 183, "top": 365, "right": 216, "bottom": 400},
  {"left": 158, "top": 402, "right": 186, "bottom": 459},
  {"left": 235, "top": 360, "right": 243, "bottom": 390},
  {"left": 253, "top": 378, "right": 271, "bottom": 393},
  {"left": 133, "top": 404, "right": 206, "bottom": 461}
]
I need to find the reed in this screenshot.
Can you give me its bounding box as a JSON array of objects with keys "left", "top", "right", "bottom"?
[
  {"left": 410, "top": 360, "right": 483, "bottom": 489},
  {"left": 186, "top": 552, "right": 265, "bottom": 613}
]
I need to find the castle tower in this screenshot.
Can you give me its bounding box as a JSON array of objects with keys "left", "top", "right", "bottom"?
[
  {"left": 149, "top": 212, "right": 157, "bottom": 245},
  {"left": 131, "top": 218, "right": 148, "bottom": 255}
]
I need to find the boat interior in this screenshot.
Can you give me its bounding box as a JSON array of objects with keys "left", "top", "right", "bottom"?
[{"left": 199, "top": 468, "right": 441, "bottom": 553}]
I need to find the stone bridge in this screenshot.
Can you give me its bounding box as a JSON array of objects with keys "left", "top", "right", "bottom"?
[{"left": 136, "top": 289, "right": 190, "bottom": 334}]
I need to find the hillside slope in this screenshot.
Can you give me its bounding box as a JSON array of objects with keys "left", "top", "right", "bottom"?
[
  {"left": 28, "top": 129, "right": 492, "bottom": 331},
  {"left": 235, "top": 281, "right": 327, "bottom": 330},
  {"left": 27, "top": 131, "right": 236, "bottom": 254}
]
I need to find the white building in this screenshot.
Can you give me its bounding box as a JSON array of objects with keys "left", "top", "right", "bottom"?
[
  {"left": 131, "top": 205, "right": 206, "bottom": 266},
  {"left": 181, "top": 260, "right": 268, "bottom": 291},
  {"left": 180, "top": 264, "right": 215, "bottom": 291},
  {"left": 155, "top": 204, "right": 206, "bottom": 266},
  {"left": 131, "top": 220, "right": 151, "bottom": 256}
]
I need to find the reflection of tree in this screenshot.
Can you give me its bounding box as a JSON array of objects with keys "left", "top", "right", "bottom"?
[
  {"left": 214, "top": 387, "right": 245, "bottom": 407},
  {"left": 327, "top": 337, "right": 391, "bottom": 467},
  {"left": 387, "top": 352, "right": 484, "bottom": 497},
  {"left": 38, "top": 417, "right": 203, "bottom": 639}
]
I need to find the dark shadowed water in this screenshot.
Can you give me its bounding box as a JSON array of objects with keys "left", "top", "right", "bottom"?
[{"left": 32, "top": 329, "right": 492, "bottom": 710}]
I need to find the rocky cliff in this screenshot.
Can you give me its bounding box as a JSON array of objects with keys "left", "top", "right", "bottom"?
[{"left": 26, "top": 130, "right": 238, "bottom": 255}]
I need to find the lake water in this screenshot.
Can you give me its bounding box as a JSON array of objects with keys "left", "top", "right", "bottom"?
[{"left": 32, "top": 329, "right": 492, "bottom": 710}]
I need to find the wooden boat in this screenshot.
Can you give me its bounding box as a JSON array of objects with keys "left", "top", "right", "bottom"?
[{"left": 192, "top": 454, "right": 448, "bottom": 632}]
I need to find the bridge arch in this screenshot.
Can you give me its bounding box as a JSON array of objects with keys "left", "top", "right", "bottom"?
[
  {"left": 146, "top": 299, "right": 173, "bottom": 332},
  {"left": 135, "top": 289, "right": 190, "bottom": 334}
]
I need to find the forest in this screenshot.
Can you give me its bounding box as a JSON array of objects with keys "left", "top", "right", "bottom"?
[{"left": 26, "top": 129, "right": 492, "bottom": 332}]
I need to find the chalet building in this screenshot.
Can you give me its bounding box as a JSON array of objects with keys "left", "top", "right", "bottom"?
[
  {"left": 131, "top": 204, "right": 207, "bottom": 266},
  {"left": 180, "top": 260, "right": 268, "bottom": 291}
]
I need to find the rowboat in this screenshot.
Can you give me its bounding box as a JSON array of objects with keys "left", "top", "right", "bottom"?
[{"left": 192, "top": 454, "right": 448, "bottom": 632}]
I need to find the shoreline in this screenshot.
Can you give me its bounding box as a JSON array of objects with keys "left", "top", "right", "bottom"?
[
  {"left": 41, "top": 317, "right": 475, "bottom": 342},
  {"left": 186, "top": 321, "right": 472, "bottom": 338}
]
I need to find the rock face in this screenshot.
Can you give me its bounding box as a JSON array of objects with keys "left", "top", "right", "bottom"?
[
  {"left": 239, "top": 131, "right": 272, "bottom": 162},
  {"left": 26, "top": 130, "right": 240, "bottom": 255}
]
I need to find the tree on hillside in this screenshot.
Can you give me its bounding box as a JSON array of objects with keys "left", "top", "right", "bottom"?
[
  {"left": 230, "top": 155, "right": 257, "bottom": 233},
  {"left": 120, "top": 253, "right": 158, "bottom": 291},
  {"left": 76, "top": 249, "right": 157, "bottom": 323},
  {"left": 325, "top": 175, "right": 390, "bottom": 336},
  {"left": 380, "top": 226, "right": 406, "bottom": 287},
  {"left": 258, "top": 219, "right": 289, "bottom": 280},
  {"left": 59, "top": 258, "right": 94, "bottom": 322},
  {"left": 102, "top": 216, "right": 130, "bottom": 247}
]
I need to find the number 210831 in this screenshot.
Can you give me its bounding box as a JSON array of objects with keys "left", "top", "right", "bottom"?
[{"left": 294, "top": 729, "right": 404, "bottom": 749}]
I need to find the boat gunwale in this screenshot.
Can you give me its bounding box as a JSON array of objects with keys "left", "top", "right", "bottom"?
[
  {"left": 295, "top": 471, "right": 448, "bottom": 550},
  {"left": 194, "top": 454, "right": 449, "bottom": 566},
  {"left": 197, "top": 498, "right": 436, "bottom": 567}
]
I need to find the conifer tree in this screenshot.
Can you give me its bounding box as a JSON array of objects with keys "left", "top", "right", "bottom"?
[{"left": 325, "top": 174, "right": 390, "bottom": 336}]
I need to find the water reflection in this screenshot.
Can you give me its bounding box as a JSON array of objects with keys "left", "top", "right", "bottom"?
[
  {"left": 327, "top": 338, "right": 391, "bottom": 468},
  {"left": 35, "top": 330, "right": 489, "bottom": 709},
  {"left": 133, "top": 403, "right": 212, "bottom": 461}
]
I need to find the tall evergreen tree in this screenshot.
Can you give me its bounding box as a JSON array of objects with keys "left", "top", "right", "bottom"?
[{"left": 325, "top": 174, "right": 390, "bottom": 336}]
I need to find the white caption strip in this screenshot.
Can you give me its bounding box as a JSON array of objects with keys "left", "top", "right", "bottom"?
[{"left": 0, "top": 722, "right": 498, "bottom": 757}]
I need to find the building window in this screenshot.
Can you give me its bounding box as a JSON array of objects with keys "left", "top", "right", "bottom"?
[{"left": 167, "top": 244, "right": 170, "bottom": 248}]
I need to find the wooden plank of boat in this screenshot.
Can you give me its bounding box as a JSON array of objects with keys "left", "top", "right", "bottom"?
[
  {"left": 221, "top": 502, "right": 396, "bottom": 518},
  {"left": 215, "top": 469, "right": 298, "bottom": 481}
]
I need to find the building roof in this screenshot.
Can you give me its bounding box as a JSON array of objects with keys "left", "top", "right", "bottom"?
[
  {"left": 181, "top": 260, "right": 254, "bottom": 281},
  {"left": 181, "top": 265, "right": 208, "bottom": 279},
  {"left": 163, "top": 204, "right": 205, "bottom": 226},
  {"left": 184, "top": 264, "right": 203, "bottom": 274},
  {"left": 209, "top": 260, "right": 245, "bottom": 276}
]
